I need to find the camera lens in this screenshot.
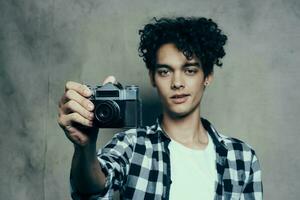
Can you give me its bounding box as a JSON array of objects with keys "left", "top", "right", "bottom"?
[{"left": 94, "top": 100, "right": 120, "bottom": 125}]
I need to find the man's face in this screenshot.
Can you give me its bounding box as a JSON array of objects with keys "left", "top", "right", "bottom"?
[{"left": 150, "top": 43, "right": 212, "bottom": 118}]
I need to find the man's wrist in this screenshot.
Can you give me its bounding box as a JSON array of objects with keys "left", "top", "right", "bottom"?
[{"left": 74, "top": 142, "right": 97, "bottom": 159}]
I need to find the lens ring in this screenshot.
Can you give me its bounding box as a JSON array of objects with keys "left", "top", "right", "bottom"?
[{"left": 94, "top": 101, "right": 120, "bottom": 125}]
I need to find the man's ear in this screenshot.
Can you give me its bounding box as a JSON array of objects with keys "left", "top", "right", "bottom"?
[
  {"left": 148, "top": 70, "right": 156, "bottom": 87},
  {"left": 204, "top": 73, "right": 214, "bottom": 86}
]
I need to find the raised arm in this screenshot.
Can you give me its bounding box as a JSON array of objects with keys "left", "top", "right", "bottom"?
[{"left": 57, "top": 76, "right": 117, "bottom": 196}]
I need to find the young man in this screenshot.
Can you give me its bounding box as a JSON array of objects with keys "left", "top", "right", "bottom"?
[{"left": 58, "top": 17, "right": 263, "bottom": 199}]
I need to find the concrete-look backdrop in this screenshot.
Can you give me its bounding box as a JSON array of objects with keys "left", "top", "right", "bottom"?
[{"left": 0, "top": 0, "right": 299, "bottom": 199}]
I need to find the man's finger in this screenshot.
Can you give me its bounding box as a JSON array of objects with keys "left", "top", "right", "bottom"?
[
  {"left": 65, "top": 90, "right": 94, "bottom": 111},
  {"left": 65, "top": 81, "right": 91, "bottom": 97},
  {"left": 62, "top": 100, "right": 94, "bottom": 120},
  {"left": 59, "top": 113, "right": 93, "bottom": 127}
]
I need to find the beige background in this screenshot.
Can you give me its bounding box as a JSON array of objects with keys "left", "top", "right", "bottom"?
[{"left": 1, "top": 0, "right": 299, "bottom": 199}]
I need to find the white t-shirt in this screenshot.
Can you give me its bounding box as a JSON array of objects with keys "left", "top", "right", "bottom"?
[{"left": 169, "top": 133, "right": 217, "bottom": 200}]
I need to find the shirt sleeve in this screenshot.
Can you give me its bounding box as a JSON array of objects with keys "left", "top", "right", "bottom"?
[
  {"left": 70, "top": 130, "right": 136, "bottom": 200},
  {"left": 241, "top": 151, "right": 263, "bottom": 200}
]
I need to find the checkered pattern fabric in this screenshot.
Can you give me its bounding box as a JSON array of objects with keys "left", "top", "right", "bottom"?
[{"left": 71, "top": 118, "right": 263, "bottom": 200}]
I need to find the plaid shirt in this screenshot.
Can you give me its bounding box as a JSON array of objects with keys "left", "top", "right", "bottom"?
[{"left": 71, "top": 118, "right": 263, "bottom": 200}]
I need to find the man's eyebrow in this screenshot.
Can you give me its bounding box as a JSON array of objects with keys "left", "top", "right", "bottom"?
[
  {"left": 155, "top": 64, "right": 172, "bottom": 69},
  {"left": 183, "top": 62, "right": 201, "bottom": 67},
  {"left": 155, "top": 62, "right": 201, "bottom": 69}
]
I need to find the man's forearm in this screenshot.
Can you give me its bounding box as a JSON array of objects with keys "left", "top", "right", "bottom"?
[{"left": 71, "top": 143, "right": 106, "bottom": 195}]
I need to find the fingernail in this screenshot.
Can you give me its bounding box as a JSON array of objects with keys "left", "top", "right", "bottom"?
[
  {"left": 89, "top": 113, "right": 94, "bottom": 119},
  {"left": 85, "top": 89, "right": 91, "bottom": 96},
  {"left": 66, "top": 126, "right": 74, "bottom": 131},
  {"left": 88, "top": 103, "right": 94, "bottom": 110}
]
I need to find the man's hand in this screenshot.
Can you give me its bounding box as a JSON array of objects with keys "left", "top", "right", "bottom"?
[{"left": 57, "top": 76, "right": 117, "bottom": 146}]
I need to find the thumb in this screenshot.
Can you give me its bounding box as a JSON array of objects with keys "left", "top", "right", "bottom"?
[{"left": 102, "top": 75, "right": 117, "bottom": 85}]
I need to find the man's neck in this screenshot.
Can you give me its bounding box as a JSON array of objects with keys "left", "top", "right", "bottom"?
[{"left": 161, "top": 109, "right": 208, "bottom": 150}]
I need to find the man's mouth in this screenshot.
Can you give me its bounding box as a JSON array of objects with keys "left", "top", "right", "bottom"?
[
  {"left": 171, "top": 94, "right": 190, "bottom": 98},
  {"left": 170, "top": 94, "right": 190, "bottom": 104}
]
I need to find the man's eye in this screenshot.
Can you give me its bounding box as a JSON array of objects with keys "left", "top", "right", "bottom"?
[
  {"left": 157, "top": 69, "right": 170, "bottom": 76},
  {"left": 185, "top": 68, "right": 198, "bottom": 75}
]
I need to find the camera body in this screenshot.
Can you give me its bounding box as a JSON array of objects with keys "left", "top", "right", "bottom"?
[{"left": 88, "top": 83, "right": 142, "bottom": 128}]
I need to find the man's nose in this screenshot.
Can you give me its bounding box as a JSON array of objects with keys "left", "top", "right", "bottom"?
[{"left": 171, "top": 72, "right": 184, "bottom": 90}]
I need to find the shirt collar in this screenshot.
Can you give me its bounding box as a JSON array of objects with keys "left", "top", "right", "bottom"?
[
  {"left": 201, "top": 118, "right": 228, "bottom": 151},
  {"left": 148, "top": 115, "right": 228, "bottom": 151}
]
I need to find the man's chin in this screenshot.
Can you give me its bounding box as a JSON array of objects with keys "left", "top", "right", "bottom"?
[
  {"left": 163, "top": 104, "right": 200, "bottom": 119},
  {"left": 165, "top": 109, "right": 190, "bottom": 119}
]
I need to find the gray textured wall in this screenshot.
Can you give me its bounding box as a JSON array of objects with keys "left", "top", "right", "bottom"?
[{"left": 1, "top": 0, "right": 299, "bottom": 199}]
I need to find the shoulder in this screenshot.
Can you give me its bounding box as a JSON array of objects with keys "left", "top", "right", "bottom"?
[
  {"left": 219, "top": 134, "right": 262, "bottom": 181},
  {"left": 219, "top": 133, "right": 258, "bottom": 162},
  {"left": 203, "top": 118, "right": 255, "bottom": 154},
  {"left": 223, "top": 134, "right": 255, "bottom": 152}
]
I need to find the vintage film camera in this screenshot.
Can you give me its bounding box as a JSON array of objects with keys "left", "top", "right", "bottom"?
[{"left": 88, "top": 83, "right": 142, "bottom": 128}]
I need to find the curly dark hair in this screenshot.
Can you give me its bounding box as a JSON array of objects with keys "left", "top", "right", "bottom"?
[{"left": 138, "top": 17, "right": 228, "bottom": 77}]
